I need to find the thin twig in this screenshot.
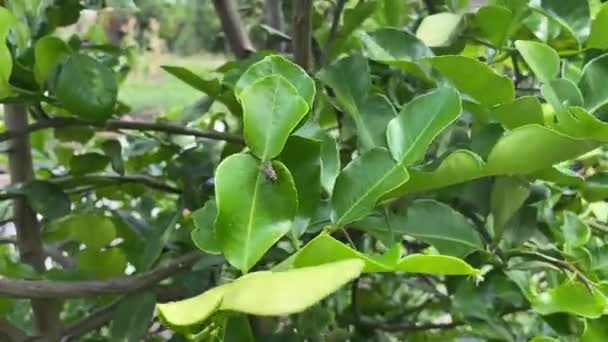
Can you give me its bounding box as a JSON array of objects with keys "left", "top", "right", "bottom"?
[
  {"left": 322, "top": 0, "right": 347, "bottom": 64},
  {"left": 0, "top": 117, "right": 245, "bottom": 145},
  {"left": 62, "top": 300, "right": 121, "bottom": 340},
  {"left": 0, "top": 251, "right": 204, "bottom": 298},
  {"left": 53, "top": 174, "right": 182, "bottom": 195},
  {"left": 507, "top": 250, "right": 596, "bottom": 291}
]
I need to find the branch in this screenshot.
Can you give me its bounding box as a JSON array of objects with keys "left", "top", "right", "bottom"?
[
  {"left": 322, "top": 0, "right": 347, "bottom": 64},
  {"left": 359, "top": 317, "right": 464, "bottom": 332},
  {"left": 212, "top": 0, "right": 255, "bottom": 58},
  {"left": 0, "top": 318, "right": 28, "bottom": 342},
  {"left": 62, "top": 300, "right": 121, "bottom": 340},
  {"left": 4, "top": 104, "right": 62, "bottom": 339},
  {"left": 293, "top": 0, "right": 314, "bottom": 72},
  {"left": 507, "top": 250, "right": 596, "bottom": 291},
  {"left": 0, "top": 251, "right": 204, "bottom": 299},
  {"left": 55, "top": 174, "right": 182, "bottom": 195},
  {"left": 0, "top": 117, "right": 245, "bottom": 145}
]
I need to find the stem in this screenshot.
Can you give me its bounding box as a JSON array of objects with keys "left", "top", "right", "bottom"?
[
  {"left": 0, "top": 117, "right": 245, "bottom": 145},
  {"left": 0, "top": 251, "right": 207, "bottom": 299},
  {"left": 212, "top": 0, "right": 255, "bottom": 59},
  {"left": 264, "top": 0, "right": 286, "bottom": 51},
  {"left": 322, "top": 0, "right": 347, "bottom": 64},
  {"left": 4, "top": 104, "right": 62, "bottom": 339},
  {"left": 292, "top": 0, "right": 314, "bottom": 72}
]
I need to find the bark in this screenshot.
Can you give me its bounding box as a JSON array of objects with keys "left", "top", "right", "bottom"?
[
  {"left": 4, "top": 104, "right": 62, "bottom": 341},
  {"left": 212, "top": 0, "right": 255, "bottom": 59},
  {"left": 292, "top": 0, "right": 314, "bottom": 72},
  {"left": 264, "top": 0, "right": 285, "bottom": 51}
]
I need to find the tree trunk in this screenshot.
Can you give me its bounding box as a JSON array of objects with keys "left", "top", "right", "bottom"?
[
  {"left": 4, "top": 104, "right": 62, "bottom": 341},
  {"left": 212, "top": 0, "right": 255, "bottom": 59},
  {"left": 264, "top": 0, "right": 285, "bottom": 51},
  {"left": 292, "top": 0, "right": 314, "bottom": 72}
]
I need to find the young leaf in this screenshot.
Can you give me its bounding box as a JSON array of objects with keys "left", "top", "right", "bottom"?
[
  {"left": 562, "top": 211, "right": 591, "bottom": 248},
  {"left": 331, "top": 148, "right": 409, "bottom": 227},
  {"left": 55, "top": 54, "right": 118, "bottom": 120},
  {"left": 278, "top": 136, "right": 322, "bottom": 237},
  {"left": 428, "top": 56, "right": 514, "bottom": 106},
  {"left": 515, "top": 40, "right": 560, "bottom": 84},
  {"left": 158, "top": 259, "right": 365, "bottom": 326},
  {"left": 403, "top": 200, "right": 485, "bottom": 257},
  {"left": 386, "top": 87, "right": 461, "bottom": 165},
  {"left": 214, "top": 153, "right": 297, "bottom": 273},
  {"left": 191, "top": 200, "right": 221, "bottom": 254},
  {"left": 235, "top": 55, "right": 315, "bottom": 106},
  {"left": 416, "top": 12, "right": 462, "bottom": 47},
  {"left": 395, "top": 254, "right": 481, "bottom": 276},
  {"left": 239, "top": 75, "right": 309, "bottom": 161}
]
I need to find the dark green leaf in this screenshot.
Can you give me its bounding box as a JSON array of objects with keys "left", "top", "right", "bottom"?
[
  {"left": 579, "top": 53, "right": 608, "bottom": 113},
  {"left": 69, "top": 153, "right": 111, "bottom": 175},
  {"left": 20, "top": 181, "right": 71, "bottom": 220},
  {"left": 34, "top": 36, "right": 71, "bottom": 85},
  {"left": 191, "top": 200, "right": 220, "bottom": 254},
  {"left": 55, "top": 54, "right": 118, "bottom": 120},
  {"left": 102, "top": 139, "right": 124, "bottom": 175},
  {"left": 77, "top": 248, "right": 126, "bottom": 279},
  {"left": 110, "top": 292, "right": 156, "bottom": 342}
]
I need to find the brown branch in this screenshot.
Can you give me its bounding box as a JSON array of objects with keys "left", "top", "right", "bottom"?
[
  {"left": 212, "top": 0, "right": 255, "bottom": 58},
  {"left": 55, "top": 174, "right": 182, "bottom": 195},
  {"left": 293, "top": 0, "right": 314, "bottom": 72},
  {"left": 264, "top": 0, "right": 286, "bottom": 51},
  {"left": 0, "top": 318, "right": 28, "bottom": 342},
  {"left": 322, "top": 0, "right": 347, "bottom": 64},
  {"left": 62, "top": 300, "right": 121, "bottom": 340},
  {"left": 0, "top": 251, "right": 203, "bottom": 299},
  {"left": 4, "top": 104, "right": 62, "bottom": 339},
  {"left": 0, "top": 117, "right": 245, "bottom": 145}
]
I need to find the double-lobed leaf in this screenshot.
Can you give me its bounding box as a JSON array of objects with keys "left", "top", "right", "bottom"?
[{"left": 214, "top": 153, "right": 297, "bottom": 273}]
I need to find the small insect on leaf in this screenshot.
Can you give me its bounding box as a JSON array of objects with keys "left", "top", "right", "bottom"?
[{"left": 262, "top": 161, "right": 278, "bottom": 183}]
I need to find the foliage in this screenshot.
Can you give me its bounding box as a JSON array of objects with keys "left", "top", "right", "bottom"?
[{"left": 3, "top": 0, "right": 608, "bottom": 341}]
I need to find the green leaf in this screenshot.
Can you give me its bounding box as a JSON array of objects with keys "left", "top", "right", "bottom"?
[
  {"left": 319, "top": 133, "right": 340, "bottom": 194},
  {"left": 191, "top": 200, "right": 220, "bottom": 254},
  {"left": 358, "top": 28, "right": 433, "bottom": 80},
  {"left": 56, "top": 214, "right": 117, "bottom": 250},
  {"left": 475, "top": 5, "right": 515, "bottom": 47},
  {"left": 110, "top": 292, "right": 156, "bottom": 342},
  {"left": 515, "top": 40, "right": 560, "bottom": 84},
  {"left": 562, "top": 211, "right": 590, "bottom": 248},
  {"left": 223, "top": 314, "right": 255, "bottom": 342},
  {"left": 69, "top": 153, "right": 111, "bottom": 175},
  {"left": 428, "top": 56, "right": 514, "bottom": 106},
  {"left": 579, "top": 53, "right": 608, "bottom": 113},
  {"left": 492, "top": 96, "right": 545, "bottom": 130},
  {"left": 486, "top": 125, "right": 599, "bottom": 175},
  {"left": 235, "top": 55, "right": 315, "bottom": 106},
  {"left": 239, "top": 75, "right": 309, "bottom": 160},
  {"left": 386, "top": 87, "right": 461, "bottom": 165},
  {"left": 331, "top": 148, "right": 409, "bottom": 226},
  {"left": 395, "top": 254, "right": 481, "bottom": 276},
  {"left": 291, "top": 234, "right": 480, "bottom": 276},
  {"left": 416, "top": 12, "right": 462, "bottom": 47},
  {"left": 55, "top": 54, "right": 118, "bottom": 120},
  {"left": 278, "top": 136, "right": 322, "bottom": 237},
  {"left": 329, "top": 0, "right": 379, "bottom": 57},
  {"left": 157, "top": 259, "right": 365, "bottom": 326},
  {"left": 541, "top": 0, "right": 590, "bottom": 41},
  {"left": 531, "top": 281, "right": 607, "bottom": 318},
  {"left": 34, "top": 36, "right": 71, "bottom": 85},
  {"left": 319, "top": 55, "right": 395, "bottom": 152},
  {"left": 214, "top": 153, "right": 297, "bottom": 273},
  {"left": 582, "top": 316, "right": 608, "bottom": 342},
  {"left": 161, "top": 65, "right": 241, "bottom": 115},
  {"left": 102, "top": 139, "right": 124, "bottom": 175},
  {"left": 0, "top": 7, "right": 15, "bottom": 99},
  {"left": 588, "top": 4, "right": 608, "bottom": 49},
  {"left": 77, "top": 248, "right": 127, "bottom": 279},
  {"left": 403, "top": 200, "right": 484, "bottom": 257},
  {"left": 20, "top": 181, "right": 71, "bottom": 220},
  {"left": 491, "top": 177, "right": 530, "bottom": 239},
  {"left": 530, "top": 338, "right": 560, "bottom": 342}
]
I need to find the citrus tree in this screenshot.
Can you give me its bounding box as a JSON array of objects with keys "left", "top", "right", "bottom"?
[{"left": 2, "top": 0, "right": 608, "bottom": 341}]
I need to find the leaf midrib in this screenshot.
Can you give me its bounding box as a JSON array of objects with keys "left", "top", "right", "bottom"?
[{"left": 243, "top": 169, "right": 264, "bottom": 272}]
